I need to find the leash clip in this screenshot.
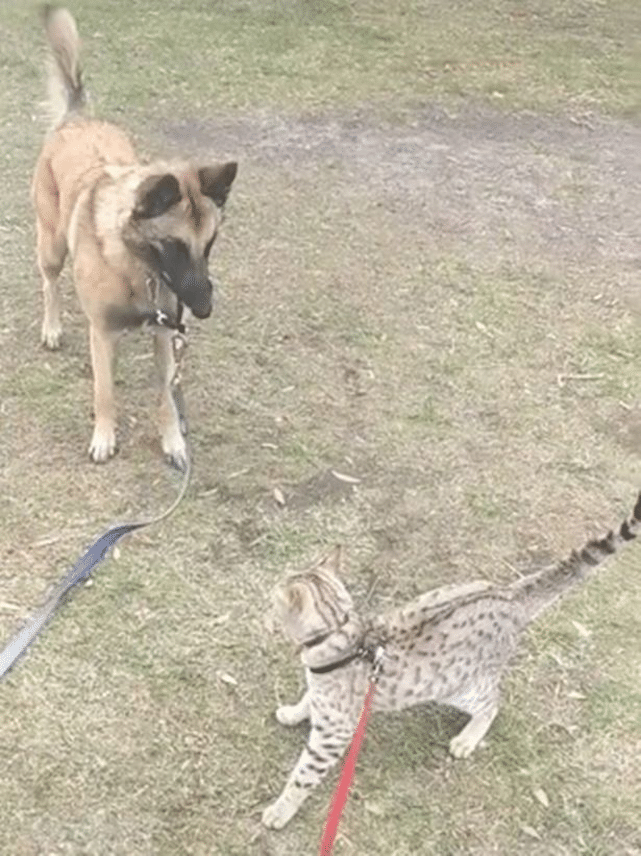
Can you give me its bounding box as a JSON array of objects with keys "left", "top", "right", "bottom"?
[
  {"left": 154, "top": 309, "right": 187, "bottom": 336},
  {"left": 371, "top": 644, "right": 385, "bottom": 683},
  {"left": 171, "top": 334, "right": 187, "bottom": 394}
]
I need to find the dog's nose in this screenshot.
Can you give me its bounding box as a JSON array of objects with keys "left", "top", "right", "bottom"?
[
  {"left": 192, "top": 301, "right": 212, "bottom": 319},
  {"left": 183, "top": 276, "right": 213, "bottom": 319}
]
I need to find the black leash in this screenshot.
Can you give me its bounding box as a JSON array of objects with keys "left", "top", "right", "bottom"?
[
  {"left": 0, "top": 457, "right": 190, "bottom": 682},
  {"left": 1, "top": 303, "right": 191, "bottom": 682}
]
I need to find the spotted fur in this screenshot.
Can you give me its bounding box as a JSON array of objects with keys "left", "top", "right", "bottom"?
[{"left": 262, "top": 494, "right": 641, "bottom": 828}]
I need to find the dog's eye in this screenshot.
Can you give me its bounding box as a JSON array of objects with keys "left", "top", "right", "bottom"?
[
  {"left": 204, "top": 232, "right": 217, "bottom": 259},
  {"left": 153, "top": 238, "right": 189, "bottom": 262}
]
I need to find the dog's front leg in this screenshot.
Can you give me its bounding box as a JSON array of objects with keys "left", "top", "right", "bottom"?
[
  {"left": 88, "top": 324, "right": 118, "bottom": 462},
  {"left": 154, "top": 327, "right": 187, "bottom": 471}
]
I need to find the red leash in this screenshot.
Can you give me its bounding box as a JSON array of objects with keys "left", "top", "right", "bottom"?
[{"left": 319, "top": 646, "right": 384, "bottom": 855}]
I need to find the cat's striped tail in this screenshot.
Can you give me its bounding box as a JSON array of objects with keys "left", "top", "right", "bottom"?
[{"left": 517, "top": 491, "right": 641, "bottom": 622}]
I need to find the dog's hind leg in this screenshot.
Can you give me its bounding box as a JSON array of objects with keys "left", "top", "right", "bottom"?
[
  {"left": 154, "top": 327, "right": 187, "bottom": 471},
  {"left": 36, "top": 216, "right": 67, "bottom": 350},
  {"left": 88, "top": 323, "right": 118, "bottom": 462}
]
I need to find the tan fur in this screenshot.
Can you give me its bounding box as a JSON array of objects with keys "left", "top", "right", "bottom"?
[
  {"left": 42, "top": 5, "right": 84, "bottom": 126},
  {"left": 32, "top": 7, "right": 237, "bottom": 468}
]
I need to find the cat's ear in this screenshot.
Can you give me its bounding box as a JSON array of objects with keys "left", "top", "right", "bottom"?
[
  {"left": 271, "top": 582, "right": 303, "bottom": 627},
  {"left": 320, "top": 544, "right": 343, "bottom": 576},
  {"left": 285, "top": 584, "right": 305, "bottom": 614}
]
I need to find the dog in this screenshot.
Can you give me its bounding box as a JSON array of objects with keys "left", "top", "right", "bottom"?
[{"left": 32, "top": 6, "right": 237, "bottom": 470}]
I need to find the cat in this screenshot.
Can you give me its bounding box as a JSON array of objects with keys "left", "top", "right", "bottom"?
[{"left": 262, "top": 492, "right": 641, "bottom": 828}]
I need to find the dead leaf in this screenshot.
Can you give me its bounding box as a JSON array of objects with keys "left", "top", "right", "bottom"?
[
  {"left": 331, "top": 470, "right": 361, "bottom": 484},
  {"left": 521, "top": 825, "right": 541, "bottom": 840},
  {"left": 475, "top": 320, "right": 495, "bottom": 338},
  {"left": 533, "top": 787, "right": 549, "bottom": 808},
  {"left": 571, "top": 620, "right": 591, "bottom": 638}
]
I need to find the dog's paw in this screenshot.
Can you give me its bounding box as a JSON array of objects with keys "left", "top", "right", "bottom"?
[
  {"left": 164, "top": 450, "right": 188, "bottom": 472},
  {"left": 41, "top": 323, "right": 62, "bottom": 350},
  {"left": 261, "top": 798, "right": 297, "bottom": 830},
  {"left": 163, "top": 441, "right": 188, "bottom": 472},
  {"left": 161, "top": 427, "right": 188, "bottom": 472},
  {"left": 89, "top": 424, "right": 117, "bottom": 463}
]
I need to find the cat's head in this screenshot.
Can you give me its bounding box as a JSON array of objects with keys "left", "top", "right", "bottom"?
[{"left": 271, "top": 546, "right": 354, "bottom": 646}]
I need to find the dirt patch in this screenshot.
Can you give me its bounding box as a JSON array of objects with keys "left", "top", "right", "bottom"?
[
  {"left": 157, "top": 100, "right": 641, "bottom": 558},
  {"left": 285, "top": 467, "right": 359, "bottom": 509},
  {"left": 158, "top": 101, "right": 641, "bottom": 277}
]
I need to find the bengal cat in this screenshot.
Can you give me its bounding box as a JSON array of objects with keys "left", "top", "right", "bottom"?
[{"left": 262, "top": 492, "right": 641, "bottom": 828}]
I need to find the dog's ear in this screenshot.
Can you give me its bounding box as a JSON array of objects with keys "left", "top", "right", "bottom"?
[
  {"left": 132, "top": 174, "right": 182, "bottom": 220},
  {"left": 198, "top": 162, "right": 238, "bottom": 208}
]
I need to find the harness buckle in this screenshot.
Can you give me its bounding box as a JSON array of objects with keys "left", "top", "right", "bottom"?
[{"left": 371, "top": 645, "right": 385, "bottom": 683}]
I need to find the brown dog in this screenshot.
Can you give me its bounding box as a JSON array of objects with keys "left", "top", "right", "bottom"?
[{"left": 32, "top": 6, "right": 237, "bottom": 469}]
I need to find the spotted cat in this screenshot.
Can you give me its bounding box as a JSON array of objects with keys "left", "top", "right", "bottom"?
[{"left": 262, "top": 493, "right": 641, "bottom": 828}]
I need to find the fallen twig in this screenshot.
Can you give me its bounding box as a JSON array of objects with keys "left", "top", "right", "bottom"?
[{"left": 557, "top": 372, "right": 605, "bottom": 388}]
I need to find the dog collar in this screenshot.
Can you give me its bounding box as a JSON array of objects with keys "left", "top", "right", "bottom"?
[
  {"left": 146, "top": 274, "right": 186, "bottom": 334},
  {"left": 151, "top": 305, "right": 186, "bottom": 335}
]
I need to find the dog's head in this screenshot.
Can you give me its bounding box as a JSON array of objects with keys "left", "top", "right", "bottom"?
[{"left": 124, "top": 161, "right": 237, "bottom": 319}]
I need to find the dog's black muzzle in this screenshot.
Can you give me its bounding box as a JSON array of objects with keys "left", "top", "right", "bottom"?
[{"left": 151, "top": 239, "right": 213, "bottom": 319}]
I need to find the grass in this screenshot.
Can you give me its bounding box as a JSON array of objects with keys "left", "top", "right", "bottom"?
[
  {"left": 1, "top": 0, "right": 641, "bottom": 854},
  {"left": 2, "top": 1, "right": 640, "bottom": 119}
]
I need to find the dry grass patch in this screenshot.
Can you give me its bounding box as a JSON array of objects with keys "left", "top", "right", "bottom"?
[{"left": 1, "top": 0, "right": 641, "bottom": 854}]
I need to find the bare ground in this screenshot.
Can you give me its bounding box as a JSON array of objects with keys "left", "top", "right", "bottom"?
[
  {"left": 160, "top": 101, "right": 641, "bottom": 271},
  {"left": 2, "top": 96, "right": 641, "bottom": 854},
  {"left": 153, "top": 99, "right": 641, "bottom": 531}
]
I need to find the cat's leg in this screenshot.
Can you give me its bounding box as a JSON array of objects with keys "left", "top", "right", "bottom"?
[
  {"left": 262, "top": 713, "right": 353, "bottom": 829},
  {"left": 276, "top": 690, "right": 311, "bottom": 726},
  {"left": 445, "top": 680, "right": 500, "bottom": 759},
  {"left": 449, "top": 703, "right": 498, "bottom": 758}
]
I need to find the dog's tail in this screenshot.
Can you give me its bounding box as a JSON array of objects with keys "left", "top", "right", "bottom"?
[{"left": 42, "top": 5, "right": 86, "bottom": 128}]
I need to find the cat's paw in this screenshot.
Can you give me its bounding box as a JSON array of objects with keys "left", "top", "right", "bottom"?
[
  {"left": 449, "top": 709, "right": 496, "bottom": 759},
  {"left": 276, "top": 704, "right": 309, "bottom": 727},
  {"left": 449, "top": 731, "right": 481, "bottom": 759},
  {"left": 262, "top": 798, "right": 297, "bottom": 829}
]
